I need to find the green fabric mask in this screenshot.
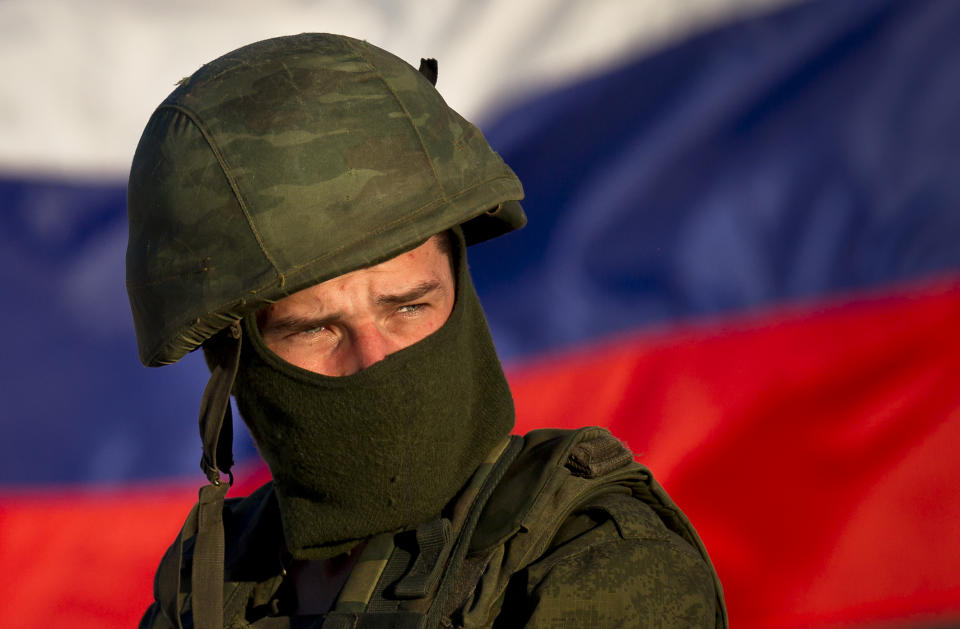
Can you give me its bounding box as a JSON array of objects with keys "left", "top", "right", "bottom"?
[{"left": 233, "top": 231, "right": 515, "bottom": 560}]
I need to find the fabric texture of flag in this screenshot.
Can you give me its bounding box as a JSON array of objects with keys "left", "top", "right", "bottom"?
[{"left": 1, "top": 0, "right": 959, "bottom": 627}]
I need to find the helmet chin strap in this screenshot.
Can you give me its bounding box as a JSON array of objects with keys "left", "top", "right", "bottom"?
[
  {"left": 199, "top": 322, "right": 242, "bottom": 485},
  {"left": 171, "top": 321, "right": 242, "bottom": 629}
]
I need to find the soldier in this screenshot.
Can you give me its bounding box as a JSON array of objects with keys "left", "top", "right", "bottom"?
[{"left": 128, "top": 33, "right": 726, "bottom": 628}]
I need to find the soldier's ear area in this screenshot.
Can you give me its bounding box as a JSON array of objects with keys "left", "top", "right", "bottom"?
[{"left": 419, "top": 58, "right": 438, "bottom": 86}]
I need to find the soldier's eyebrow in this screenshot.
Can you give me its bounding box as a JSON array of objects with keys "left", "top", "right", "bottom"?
[
  {"left": 375, "top": 280, "right": 442, "bottom": 306},
  {"left": 259, "top": 312, "right": 342, "bottom": 336},
  {"left": 258, "top": 280, "right": 444, "bottom": 336}
]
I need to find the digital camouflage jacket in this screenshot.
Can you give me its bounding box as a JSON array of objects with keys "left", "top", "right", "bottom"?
[{"left": 140, "top": 428, "right": 727, "bottom": 628}]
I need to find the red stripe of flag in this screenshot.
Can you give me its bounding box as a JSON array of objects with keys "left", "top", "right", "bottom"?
[{"left": 508, "top": 274, "right": 960, "bottom": 628}]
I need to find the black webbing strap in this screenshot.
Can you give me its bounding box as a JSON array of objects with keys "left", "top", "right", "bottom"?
[
  {"left": 157, "top": 503, "right": 197, "bottom": 628},
  {"left": 198, "top": 322, "right": 241, "bottom": 485},
  {"left": 393, "top": 518, "right": 452, "bottom": 599},
  {"left": 426, "top": 436, "right": 523, "bottom": 626},
  {"left": 192, "top": 481, "right": 230, "bottom": 629},
  {"left": 177, "top": 322, "right": 242, "bottom": 629}
]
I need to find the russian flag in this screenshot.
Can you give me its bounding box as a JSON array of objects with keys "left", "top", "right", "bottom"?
[{"left": 2, "top": 0, "right": 959, "bottom": 627}]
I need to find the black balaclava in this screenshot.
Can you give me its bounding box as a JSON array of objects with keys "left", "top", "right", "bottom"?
[{"left": 233, "top": 228, "right": 515, "bottom": 560}]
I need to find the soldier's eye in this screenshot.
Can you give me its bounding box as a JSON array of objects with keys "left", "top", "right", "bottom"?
[{"left": 397, "top": 303, "right": 426, "bottom": 315}]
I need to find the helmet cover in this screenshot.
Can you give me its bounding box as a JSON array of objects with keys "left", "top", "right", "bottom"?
[{"left": 126, "top": 33, "right": 525, "bottom": 366}]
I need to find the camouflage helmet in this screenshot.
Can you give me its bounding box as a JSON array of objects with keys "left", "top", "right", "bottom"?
[{"left": 127, "top": 33, "right": 525, "bottom": 367}]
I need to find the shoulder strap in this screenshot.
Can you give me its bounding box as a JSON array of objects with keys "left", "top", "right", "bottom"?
[
  {"left": 316, "top": 436, "right": 524, "bottom": 628},
  {"left": 452, "top": 427, "right": 728, "bottom": 629},
  {"left": 152, "top": 482, "right": 231, "bottom": 629},
  {"left": 151, "top": 482, "right": 282, "bottom": 629}
]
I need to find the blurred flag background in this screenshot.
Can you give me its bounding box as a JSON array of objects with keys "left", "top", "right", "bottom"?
[{"left": 2, "top": 0, "right": 959, "bottom": 627}]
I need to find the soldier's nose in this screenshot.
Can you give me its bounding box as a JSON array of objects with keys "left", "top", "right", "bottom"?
[{"left": 351, "top": 325, "right": 390, "bottom": 371}]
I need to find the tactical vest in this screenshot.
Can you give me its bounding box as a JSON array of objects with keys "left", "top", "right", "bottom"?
[{"left": 144, "top": 428, "right": 727, "bottom": 628}]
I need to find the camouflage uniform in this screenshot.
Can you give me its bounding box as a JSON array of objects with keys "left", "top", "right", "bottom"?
[
  {"left": 128, "top": 34, "right": 726, "bottom": 629},
  {"left": 139, "top": 429, "right": 723, "bottom": 628}
]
